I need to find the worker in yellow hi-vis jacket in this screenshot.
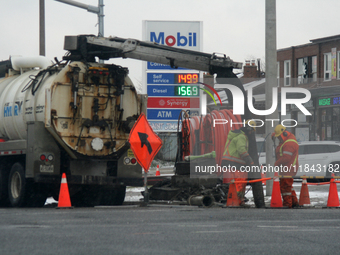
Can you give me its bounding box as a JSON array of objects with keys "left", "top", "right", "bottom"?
[{"left": 222, "top": 120, "right": 255, "bottom": 205}]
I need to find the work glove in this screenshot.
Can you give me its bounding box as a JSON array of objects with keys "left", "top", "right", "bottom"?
[{"left": 243, "top": 155, "right": 254, "bottom": 166}]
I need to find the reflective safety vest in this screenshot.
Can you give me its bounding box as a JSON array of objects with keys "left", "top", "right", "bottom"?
[
  {"left": 279, "top": 139, "right": 298, "bottom": 167},
  {"left": 222, "top": 130, "right": 250, "bottom": 165},
  {"left": 275, "top": 134, "right": 299, "bottom": 176}
]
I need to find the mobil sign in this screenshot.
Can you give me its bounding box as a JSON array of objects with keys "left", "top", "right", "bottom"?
[
  {"left": 150, "top": 31, "right": 197, "bottom": 47},
  {"left": 143, "top": 21, "right": 202, "bottom": 51},
  {"left": 143, "top": 20, "right": 202, "bottom": 70}
]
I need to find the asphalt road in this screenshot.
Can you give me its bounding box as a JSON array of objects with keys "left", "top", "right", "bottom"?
[{"left": 1, "top": 205, "right": 340, "bottom": 255}]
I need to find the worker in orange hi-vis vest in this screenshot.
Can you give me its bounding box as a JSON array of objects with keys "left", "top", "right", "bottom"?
[
  {"left": 222, "top": 120, "right": 256, "bottom": 205},
  {"left": 272, "top": 124, "right": 299, "bottom": 208}
]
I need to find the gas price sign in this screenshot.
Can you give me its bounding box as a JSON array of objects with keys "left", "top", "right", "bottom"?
[
  {"left": 174, "top": 85, "right": 199, "bottom": 96},
  {"left": 174, "top": 73, "right": 199, "bottom": 97},
  {"left": 175, "top": 73, "right": 199, "bottom": 84}
]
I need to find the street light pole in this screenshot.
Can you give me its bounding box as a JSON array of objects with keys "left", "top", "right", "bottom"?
[
  {"left": 55, "top": 0, "right": 104, "bottom": 37},
  {"left": 98, "top": 0, "right": 104, "bottom": 37},
  {"left": 39, "top": 0, "right": 46, "bottom": 56},
  {"left": 265, "top": 0, "right": 278, "bottom": 196}
]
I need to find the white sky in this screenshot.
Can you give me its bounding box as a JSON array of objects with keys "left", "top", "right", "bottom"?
[{"left": 1, "top": 0, "right": 339, "bottom": 85}]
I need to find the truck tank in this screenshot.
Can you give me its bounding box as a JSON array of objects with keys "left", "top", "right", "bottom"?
[
  {"left": 0, "top": 56, "right": 141, "bottom": 157},
  {"left": 0, "top": 56, "right": 145, "bottom": 207}
]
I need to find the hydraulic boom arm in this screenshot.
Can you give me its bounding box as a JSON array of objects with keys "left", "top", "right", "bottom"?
[{"left": 63, "top": 35, "right": 242, "bottom": 75}]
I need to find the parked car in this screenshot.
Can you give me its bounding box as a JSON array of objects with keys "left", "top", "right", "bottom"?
[
  {"left": 297, "top": 141, "right": 340, "bottom": 180},
  {"left": 256, "top": 139, "right": 340, "bottom": 180}
]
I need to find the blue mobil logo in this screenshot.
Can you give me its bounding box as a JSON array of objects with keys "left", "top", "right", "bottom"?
[{"left": 150, "top": 32, "right": 197, "bottom": 47}]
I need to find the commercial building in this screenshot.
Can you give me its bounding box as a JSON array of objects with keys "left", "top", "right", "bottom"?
[{"left": 277, "top": 34, "right": 340, "bottom": 141}]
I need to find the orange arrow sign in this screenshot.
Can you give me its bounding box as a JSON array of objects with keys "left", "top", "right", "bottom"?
[{"left": 128, "top": 113, "right": 163, "bottom": 172}]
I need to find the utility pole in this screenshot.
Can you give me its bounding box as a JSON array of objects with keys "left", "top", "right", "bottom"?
[
  {"left": 265, "top": 0, "right": 278, "bottom": 196},
  {"left": 55, "top": 0, "right": 104, "bottom": 37},
  {"left": 39, "top": 0, "right": 45, "bottom": 56}
]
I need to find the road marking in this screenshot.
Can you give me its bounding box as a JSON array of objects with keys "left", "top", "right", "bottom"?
[
  {"left": 132, "top": 232, "right": 159, "bottom": 235},
  {"left": 257, "top": 226, "right": 298, "bottom": 228},
  {"left": 178, "top": 225, "right": 218, "bottom": 227},
  {"left": 193, "top": 231, "right": 230, "bottom": 233}
]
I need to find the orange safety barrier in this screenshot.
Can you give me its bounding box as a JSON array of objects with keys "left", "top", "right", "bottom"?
[
  {"left": 229, "top": 177, "right": 272, "bottom": 184},
  {"left": 307, "top": 182, "right": 330, "bottom": 185}
]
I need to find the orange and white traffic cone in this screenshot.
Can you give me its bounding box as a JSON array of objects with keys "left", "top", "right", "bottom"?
[
  {"left": 270, "top": 172, "right": 283, "bottom": 208},
  {"left": 327, "top": 174, "right": 340, "bottom": 207},
  {"left": 57, "top": 173, "right": 72, "bottom": 209},
  {"left": 226, "top": 179, "right": 240, "bottom": 207},
  {"left": 155, "top": 165, "right": 160, "bottom": 176},
  {"left": 299, "top": 178, "right": 310, "bottom": 206}
]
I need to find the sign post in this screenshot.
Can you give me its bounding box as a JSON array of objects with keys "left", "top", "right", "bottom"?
[
  {"left": 128, "top": 113, "right": 163, "bottom": 204},
  {"left": 143, "top": 168, "right": 149, "bottom": 203}
]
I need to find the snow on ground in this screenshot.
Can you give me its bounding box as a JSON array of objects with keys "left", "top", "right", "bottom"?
[{"left": 125, "top": 187, "right": 145, "bottom": 202}]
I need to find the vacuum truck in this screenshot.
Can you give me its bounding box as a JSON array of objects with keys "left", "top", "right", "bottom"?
[
  {"left": 0, "top": 34, "right": 264, "bottom": 207},
  {"left": 0, "top": 55, "right": 146, "bottom": 207}
]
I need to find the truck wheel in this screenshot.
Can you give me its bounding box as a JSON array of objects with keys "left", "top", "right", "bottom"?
[
  {"left": 100, "top": 186, "right": 126, "bottom": 205},
  {"left": 113, "top": 185, "right": 126, "bottom": 205},
  {"left": 71, "top": 186, "right": 100, "bottom": 207},
  {"left": 8, "top": 163, "right": 27, "bottom": 207},
  {"left": 8, "top": 163, "right": 47, "bottom": 207},
  {"left": 0, "top": 165, "right": 10, "bottom": 207}
]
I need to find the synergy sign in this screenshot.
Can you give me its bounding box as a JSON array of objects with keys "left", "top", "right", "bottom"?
[{"left": 143, "top": 21, "right": 202, "bottom": 132}]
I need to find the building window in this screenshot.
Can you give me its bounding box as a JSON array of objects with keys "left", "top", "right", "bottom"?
[
  {"left": 297, "top": 56, "right": 317, "bottom": 84},
  {"left": 324, "top": 53, "right": 331, "bottom": 81},
  {"left": 284, "top": 60, "right": 291, "bottom": 86},
  {"left": 311, "top": 56, "right": 317, "bottom": 82},
  {"left": 277, "top": 61, "right": 280, "bottom": 86},
  {"left": 298, "top": 57, "right": 308, "bottom": 84}
]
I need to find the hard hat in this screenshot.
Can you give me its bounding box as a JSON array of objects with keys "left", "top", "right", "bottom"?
[
  {"left": 274, "top": 124, "right": 286, "bottom": 137},
  {"left": 245, "top": 119, "right": 256, "bottom": 131}
]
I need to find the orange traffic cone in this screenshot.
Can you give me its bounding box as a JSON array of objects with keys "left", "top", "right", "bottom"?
[
  {"left": 226, "top": 179, "right": 240, "bottom": 207},
  {"left": 327, "top": 174, "right": 340, "bottom": 207},
  {"left": 155, "top": 165, "right": 160, "bottom": 176},
  {"left": 270, "top": 172, "right": 283, "bottom": 208},
  {"left": 299, "top": 178, "right": 310, "bottom": 206},
  {"left": 57, "top": 173, "right": 72, "bottom": 209}
]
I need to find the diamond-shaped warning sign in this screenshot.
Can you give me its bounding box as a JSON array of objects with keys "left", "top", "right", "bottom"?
[{"left": 128, "top": 113, "right": 163, "bottom": 172}]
